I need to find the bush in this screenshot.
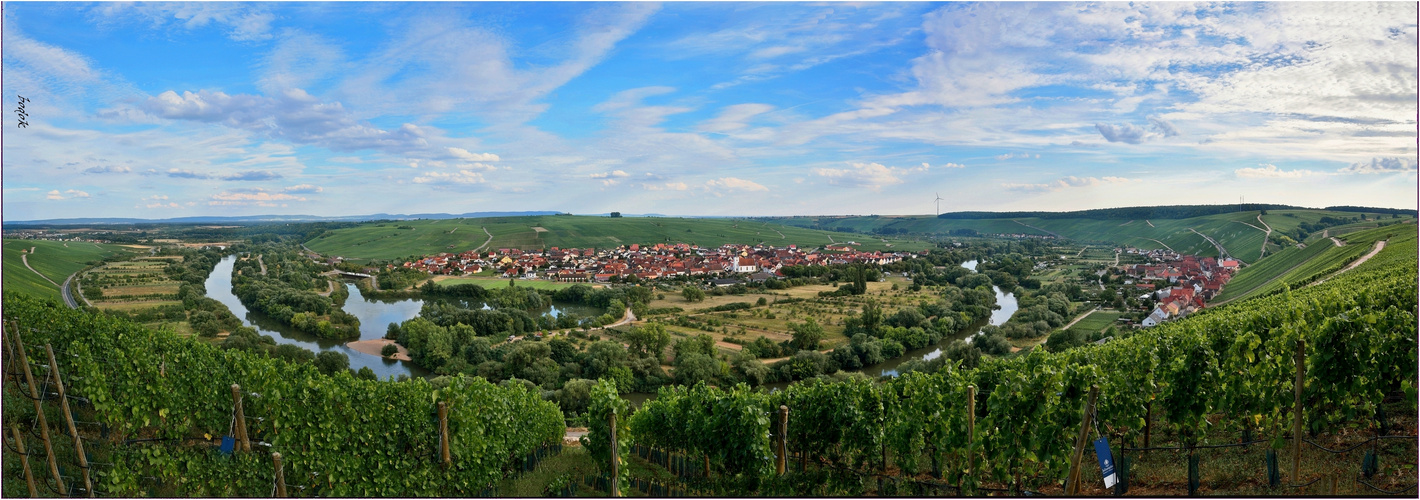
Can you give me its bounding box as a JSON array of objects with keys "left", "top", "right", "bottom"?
[{"left": 381, "top": 343, "right": 399, "bottom": 357}]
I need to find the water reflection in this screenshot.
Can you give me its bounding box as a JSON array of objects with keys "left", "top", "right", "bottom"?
[{"left": 205, "top": 256, "right": 429, "bottom": 379}]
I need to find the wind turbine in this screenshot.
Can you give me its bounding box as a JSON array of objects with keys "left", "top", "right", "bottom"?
[{"left": 934, "top": 192, "right": 944, "bottom": 216}]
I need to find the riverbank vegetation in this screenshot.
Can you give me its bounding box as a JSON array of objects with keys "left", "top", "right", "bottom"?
[{"left": 230, "top": 244, "right": 360, "bottom": 339}]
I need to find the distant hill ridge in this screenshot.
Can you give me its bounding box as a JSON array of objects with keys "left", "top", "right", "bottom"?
[
  {"left": 4, "top": 211, "right": 564, "bottom": 226},
  {"left": 937, "top": 204, "right": 1416, "bottom": 220}
]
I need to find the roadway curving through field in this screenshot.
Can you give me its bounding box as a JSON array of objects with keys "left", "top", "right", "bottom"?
[{"left": 1313, "top": 240, "right": 1386, "bottom": 286}]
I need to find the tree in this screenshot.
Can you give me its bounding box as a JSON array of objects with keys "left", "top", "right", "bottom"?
[
  {"left": 672, "top": 334, "right": 716, "bottom": 360},
  {"left": 789, "top": 317, "right": 826, "bottom": 352},
  {"left": 558, "top": 378, "right": 597, "bottom": 415},
  {"left": 356, "top": 366, "right": 378, "bottom": 381},
  {"left": 381, "top": 343, "right": 398, "bottom": 357},
  {"left": 625, "top": 322, "right": 672, "bottom": 362},
  {"left": 610, "top": 212, "right": 622, "bottom": 218},
  {"left": 674, "top": 353, "right": 720, "bottom": 386},
  {"left": 315, "top": 351, "right": 349, "bottom": 375},
  {"left": 681, "top": 286, "right": 705, "bottom": 303}
]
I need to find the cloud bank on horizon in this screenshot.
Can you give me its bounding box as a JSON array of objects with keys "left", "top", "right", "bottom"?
[{"left": 3, "top": 2, "right": 1416, "bottom": 220}]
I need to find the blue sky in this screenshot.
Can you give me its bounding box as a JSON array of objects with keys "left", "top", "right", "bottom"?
[{"left": 3, "top": 2, "right": 1416, "bottom": 220}]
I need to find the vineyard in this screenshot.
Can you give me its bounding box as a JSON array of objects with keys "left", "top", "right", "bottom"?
[
  {"left": 575, "top": 232, "right": 1418, "bottom": 496},
  {"left": 1, "top": 293, "right": 564, "bottom": 497}
]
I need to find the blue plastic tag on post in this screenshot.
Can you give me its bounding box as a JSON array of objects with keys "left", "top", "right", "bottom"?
[
  {"left": 1094, "top": 436, "right": 1117, "bottom": 488},
  {"left": 220, "top": 436, "right": 235, "bottom": 455}
]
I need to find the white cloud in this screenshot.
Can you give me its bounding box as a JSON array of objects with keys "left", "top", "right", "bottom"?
[
  {"left": 92, "top": 3, "right": 274, "bottom": 41},
  {"left": 331, "top": 3, "right": 658, "bottom": 124},
  {"left": 411, "top": 170, "right": 486, "bottom": 185},
  {"left": 1340, "top": 157, "right": 1417, "bottom": 174},
  {"left": 282, "top": 184, "right": 323, "bottom": 194},
  {"left": 210, "top": 189, "right": 308, "bottom": 206},
  {"left": 46, "top": 190, "right": 63, "bottom": 200},
  {"left": 703, "top": 177, "right": 768, "bottom": 192},
  {"left": 590, "top": 170, "right": 631, "bottom": 179},
  {"left": 995, "top": 152, "right": 1039, "bottom": 161},
  {"left": 812, "top": 161, "right": 940, "bottom": 190},
  {"left": 1003, "top": 176, "right": 1138, "bottom": 192},
  {"left": 644, "top": 182, "right": 690, "bottom": 191},
  {"left": 83, "top": 165, "right": 132, "bottom": 174},
  {"left": 699, "top": 103, "right": 776, "bottom": 134},
  {"left": 1235, "top": 164, "right": 1325, "bottom": 179},
  {"left": 142, "top": 88, "right": 440, "bottom": 156},
  {"left": 446, "top": 147, "right": 500, "bottom": 162},
  {"left": 65, "top": 190, "right": 90, "bottom": 198}
]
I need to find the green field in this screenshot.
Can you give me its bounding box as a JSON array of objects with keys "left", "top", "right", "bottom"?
[
  {"left": 1213, "top": 223, "right": 1415, "bottom": 303},
  {"left": 306, "top": 215, "right": 931, "bottom": 262},
  {"left": 2, "top": 239, "right": 139, "bottom": 301},
  {"left": 1065, "top": 310, "right": 1121, "bottom": 335}
]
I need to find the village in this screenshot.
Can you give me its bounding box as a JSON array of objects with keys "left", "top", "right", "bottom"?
[
  {"left": 1116, "top": 247, "right": 1241, "bottom": 327},
  {"left": 396, "top": 242, "right": 922, "bottom": 283}
]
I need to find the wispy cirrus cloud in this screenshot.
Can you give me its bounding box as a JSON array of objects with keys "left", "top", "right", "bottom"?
[
  {"left": 813, "top": 162, "right": 933, "bottom": 190},
  {"left": 703, "top": 177, "right": 768, "bottom": 193},
  {"left": 1003, "top": 176, "right": 1138, "bottom": 193},
  {"left": 1339, "top": 157, "right": 1417, "bottom": 174}
]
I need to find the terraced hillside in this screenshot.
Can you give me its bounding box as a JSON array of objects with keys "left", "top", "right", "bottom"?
[
  {"left": 305, "top": 215, "right": 930, "bottom": 262},
  {"left": 1212, "top": 224, "right": 1413, "bottom": 304},
  {"left": 769, "top": 209, "right": 1411, "bottom": 264}
]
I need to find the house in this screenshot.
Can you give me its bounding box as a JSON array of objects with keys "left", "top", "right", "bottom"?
[{"left": 734, "top": 256, "right": 758, "bottom": 273}]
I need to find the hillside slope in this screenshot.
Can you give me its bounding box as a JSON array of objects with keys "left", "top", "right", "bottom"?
[
  {"left": 768, "top": 209, "right": 1411, "bottom": 263},
  {"left": 2, "top": 239, "right": 139, "bottom": 301},
  {"left": 305, "top": 215, "right": 930, "bottom": 262}
]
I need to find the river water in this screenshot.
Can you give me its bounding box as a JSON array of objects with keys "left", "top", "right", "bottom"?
[
  {"left": 867, "top": 259, "right": 1018, "bottom": 377},
  {"left": 204, "top": 255, "right": 597, "bottom": 379}
]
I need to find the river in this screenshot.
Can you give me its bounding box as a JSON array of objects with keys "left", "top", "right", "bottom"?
[
  {"left": 866, "top": 259, "right": 1018, "bottom": 377},
  {"left": 204, "top": 255, "right": 597, "bottom": 380}
]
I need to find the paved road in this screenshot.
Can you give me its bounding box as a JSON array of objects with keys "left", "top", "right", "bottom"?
[{"left": 60, "top": 273, "right": 80, "bottom": 309}]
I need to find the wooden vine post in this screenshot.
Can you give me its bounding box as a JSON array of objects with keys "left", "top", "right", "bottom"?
[
  {"left": 9, "top": 423, "right": 38, "bottom": 497},
  {"left": 608, "top": 409, "right": 619, "bottom": 497},
  {"left": 232, "top": 384, "right": 251, "bottom": 452},
  {"left": 966, "top": 385, "right": 976, "bottom": 479},
  {"left": 438, "top": 402, "right": 451, "bottom": 467},
  {"left": 272, "top": 452, "right": 286, "bottom": 497},
  {"left": 1066, "top": 385, "right": 1100, "bottom": 496},
  {"left": 13, "top": 333, "right": 66, "bottom": 494},
  {"left": 776, "top": 405, "right": 788, "bottom": 476},
  {"left": 46, "top": 344, "right": 94, "bottom": 497},
  {"left": 1291, "top": 340, "right": 1305, "bottom": 485}
]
